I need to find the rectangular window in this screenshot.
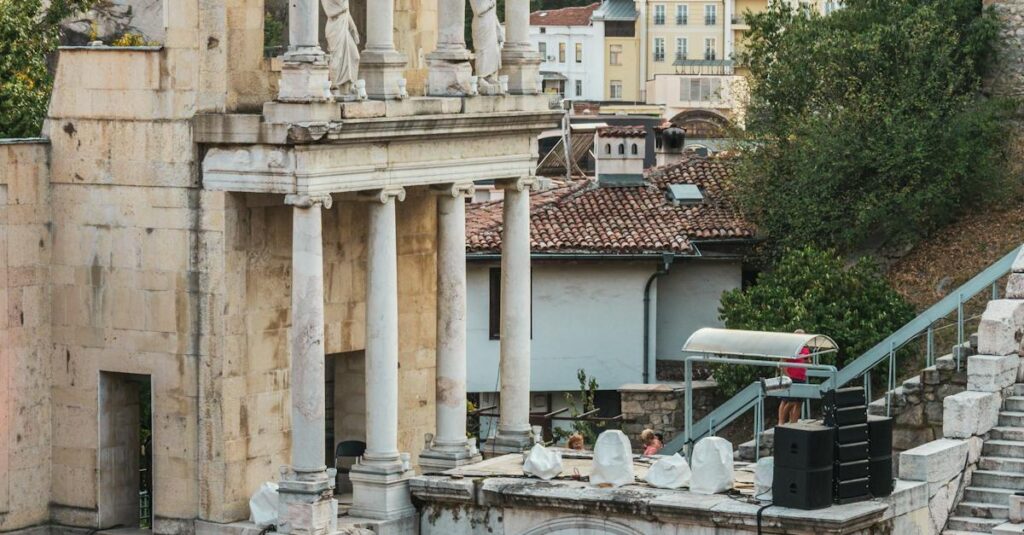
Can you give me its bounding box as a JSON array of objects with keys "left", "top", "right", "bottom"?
[
  {"left": 704, "top": 38, "right": 716, "bottom": 60},
  {"left": 679, "top": 77, "right": 723, "bottom": 102},
  {"left": 676, "top": 5, "right": 688, "bottom": 25},
  {"left": 575, "top": 79, "right": 583, "bottom": 96},
  {"left": 605, "top": 21, "right": 636, "bottom": 37},
  {"left": 559, "top": 42, "right": 566, "bottom": 63},
  {"left": 575, "top": 42, "right": 583, "bottom": 63},
  {"left": 704, "top": 4, "right": 717, "bottom": 25},
  {"left": 654, "top": 4, "right": 665, "bottom": 25},
  {"left": 676, "top": 37, "right": 687, "bottom": 61},
  {"left": 653, "top": 38, "right": 665, "bottom": 62},
  {"left": 610, "top": 80, "right": 623, "bottom": 99},
  {"left": 488, "top": 267, "right": 532, "bottom": 340},
  {"left": 609, "top": 44, "right": 623, "bottom": 65},
  {"left": 539, "top": 41, "right": 547, "bottom": 60}
]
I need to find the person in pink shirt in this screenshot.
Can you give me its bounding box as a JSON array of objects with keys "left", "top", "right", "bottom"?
[
  {"left": 641, "top": 429, "right": 663, "bottom": 456},
  {"left": 778, "top": 330, "right": 811, "bottom": 425}
]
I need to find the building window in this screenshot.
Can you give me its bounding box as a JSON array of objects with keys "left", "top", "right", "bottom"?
[
  {"left": 676, "top": 5, "right": 688, "bottom": 25},
  {"left": 676, "top": 38, "right": 687, "bottom": 61},
  {"left": 609, "top": 44, "right": 623, "bottom": 65},
  {"left": 704, "top": 4, "right": 717, "bottom": 25},
  {"left": 618, "top": 144, "right": 625, "bottom": 155},
  {"left": 559, "top": 42, "right": 566, "bottom": 63},
  {"left": 488, "top": 268, "right": 532, "bottom": 340},
  {"left": 605, "top": 143, "right": 612, "bottom": 154},
  {"left": 654, "top": 4, "right": 665, "bottom": 25},
  {"left": 653, "top": 38, "right": 665, "bottom": 62},
  {"left": 575, "top": 42, "right": 583, "bottom": 63},
  {"left": 704, "top": 38, "right": 716, "bottom": 60},
  {"left": 540, "top": 27, "right": 546, "bottom": 34},
  {"left": 610, "top": 80, "right": 623, "bottom": 99},
  {"left": 575, "top": 79, "right": 583, "bottom": 96},
  {"left": 539, "top": 41, "right": 547, "bottom": 60},
  {"left": 631, "top": 144, "right": 638, "bottom": 155},
  {"left": 679, "top": 76, "right": 724, "bottom": 102}
]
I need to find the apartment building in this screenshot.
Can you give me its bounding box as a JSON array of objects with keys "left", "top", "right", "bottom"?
[{"left": 530, "top": 3, "right": 606, "bottom": 101}]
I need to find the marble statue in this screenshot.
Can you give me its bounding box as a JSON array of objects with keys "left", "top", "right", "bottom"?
[
  {"left": 469, "top": 0, "right": 504, "bottom": 93},
  {"left": 322, "top": 0, "right": 361, "bottom": 97}
]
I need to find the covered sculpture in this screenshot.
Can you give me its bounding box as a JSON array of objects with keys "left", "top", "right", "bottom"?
[
  {"left": 590, "top": 430, "right": 635, "bottom": 487},
  {"left": 322, "top": 0, "right": 361, "bottom": 96},
  {"left": 469, "top": 0, "right": 504, "bottom": 93}
]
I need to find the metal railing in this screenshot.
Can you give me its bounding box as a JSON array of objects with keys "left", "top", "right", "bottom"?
[{"left": 664, "top": 244, "right": 1022, "bottom": 456}]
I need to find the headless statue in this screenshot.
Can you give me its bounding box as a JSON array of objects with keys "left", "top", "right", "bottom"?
[
  {"left": 322, "top": 0, "right": 360, "bottom": 97},
  {"left": 469, "top": 0, "right": 504, "bottom": 92}
]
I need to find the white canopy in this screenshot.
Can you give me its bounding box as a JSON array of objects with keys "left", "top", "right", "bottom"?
[{"left": 681, "top": 328, "right": 838, "bottom": 360}]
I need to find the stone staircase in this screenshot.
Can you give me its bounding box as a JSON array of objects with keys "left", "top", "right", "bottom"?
[{"left": 944, "top": 384, "right": 1024, "bottom": 534}]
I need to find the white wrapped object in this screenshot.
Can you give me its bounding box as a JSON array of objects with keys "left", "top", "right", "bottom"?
[
  {"left": 754, "top": 456, "right": 774, "bottom": 501},
  {"left": 644, "top": 453, "right": 691, "bottom": 489},
  {"left": 249, "top": 482, "right": 279, "bottom": 527},
  {"left": 689, "top": 436, "right": 734, "bottom": 494},
  {"left": 523, "top": 444, "right": 563, "bottom": 480},
  {"left": 590, "top": 430, "right": 635, "bottom": 487}
]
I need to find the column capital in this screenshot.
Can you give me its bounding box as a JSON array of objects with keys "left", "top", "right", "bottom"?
[
  {"left": 495, "top": 176, "right": 540, "bottom": 192},
  {"left": 285, "top": 193, "right": 334, "bottom": 209},
  {"left": 358, "top": 187, "right": 407, "bottom": 204},
  {"left": 431, "top": 182, "right": 476, "bottom": 198}
]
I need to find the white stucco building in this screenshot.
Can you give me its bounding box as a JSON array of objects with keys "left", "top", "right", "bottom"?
[{"left": 530, "top": 3, "right": 606, "bottom": 100}]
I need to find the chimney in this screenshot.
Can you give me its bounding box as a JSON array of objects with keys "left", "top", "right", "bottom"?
[
  {"left": 655, "top": 124, "right": 686, "bottom": 167},
  {"left": 594, "top": 126, "right": 646, "bottom": 187}
]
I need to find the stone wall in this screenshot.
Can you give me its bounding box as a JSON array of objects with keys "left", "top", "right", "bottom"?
[
  {"left": 618, "top": 381, "right": 717, "bottom": 452},
  {"left": 0, "top": 140, "right": 54, "bottom": 532}
]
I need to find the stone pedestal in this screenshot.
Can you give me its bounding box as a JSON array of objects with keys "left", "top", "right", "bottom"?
[
  {"left": 427, "top": 50, "right": 475, "bottom": 96},
  {"left": 348, "top": 461, "right": 416, "bottom": 521},
  {"left": 362, "top": 0, "right": 408, "bottom": 100},
  {"left": 276, "top": 473, "right": 336, "bottom": 535},
  {"left": 278, "top": 58, "right": 333, "bottom": 103},
  {"left": 500, "top": 50, "right": 542, "bottom": 96}
]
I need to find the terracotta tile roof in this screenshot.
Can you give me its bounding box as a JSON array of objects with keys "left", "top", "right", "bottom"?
[
  {"left": 598, "top": 125, "right": 646, "bottom": 138},
  {"left": 466, "top": 157, "right": 755, "bottom": 255},
  {"left": 530, "top": 3, "right": 601, "bottom": 26}
]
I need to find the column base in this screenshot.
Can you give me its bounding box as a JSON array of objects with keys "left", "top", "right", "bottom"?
[
  {"left": 349, "top": 459, "right": 415, "bottom": 521},
  {"left": 276, "top": 473, "right": 337, "bottom": 535},
  {"left": 427, "top": 49, "right": 475, "bottom": 97},
  {"left": 483, "top": 429, "right": 535, "bottom": 458},
  {"left": 500, "top": 50, "right": 542, "bottom": 96},
  {"left": 418, "top": 444, "right": 483, "bottom": 472},
  {"left": 361, "top": 49, "right": 409, "bottom": 100},
  {"left": 278, "top": 57, "right": 333, "bottom": 103}
]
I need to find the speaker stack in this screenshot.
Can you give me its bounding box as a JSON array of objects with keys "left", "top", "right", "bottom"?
[
  {"left": 824, "top": 387, "right": 871, "bottom": 504},
  {"left": 772, "top": 422, "right": 835, "bottom": 510},
  {"left": 867, "top": 415, "right": 894, "bottom": 498}
]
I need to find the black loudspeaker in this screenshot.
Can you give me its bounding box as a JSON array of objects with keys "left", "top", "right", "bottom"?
[
  {"left": 836, "top": 441, "right": 870, "bottom": 462},
  {"left": 824, "top": 387, "right": 866, "bottom": 409},
  {"left": 773, "top": 465, "right": 834, "bottom": 510},
  {"left": 825, "top": 405, "right": 868, "bottom": 427},
  {"left": 835, "top": 477, "right": 871, "bottom": 499},
  {"left": 834, "top": 459, "right": 870, "bottom": 481},
  {"left": 867, "top": 416, "right": 893, "bottom": 457},
  {"left": 835, "top": 423, "right": 869, "bottom": 444},
  {"left": 774, "top": 423, "right": 835, "bottom": 470},
  {"left": 869, "top": 456, "right": 894, "bottom": 497}
]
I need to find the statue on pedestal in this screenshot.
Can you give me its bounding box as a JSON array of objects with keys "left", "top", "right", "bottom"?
[
  {"left": 322, "top": 0, "right": 361, "bottom": 98},
  {"left": 470, "top": 0, "right": 504, "bottom": 94}
]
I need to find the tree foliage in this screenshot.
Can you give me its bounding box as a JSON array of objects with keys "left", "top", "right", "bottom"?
[
  {"left": 734, "top": 0, "right": 1014, "bottom": 259},
  {"left": 552, "top": 369, "right": 605, "bottom": 446},
  {"left": 714, "top": 247, "right": 915, "bottom": 396},
  {"left": 0, "top": 0, "right": 92, "bottom": 138}
]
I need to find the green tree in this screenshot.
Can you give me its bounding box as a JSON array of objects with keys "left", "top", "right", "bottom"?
[
  {"left": 552, "top": 369, "right": 605, "bottom": 445},
  {"left": 734, "top": 0, "right": 1014, "bottom": 260},
  {"left": 715, "top": 247, "right": 915, "bottom": 396},
  {"left": 0, "top": 0, "right": 93, "bottom": 138}
]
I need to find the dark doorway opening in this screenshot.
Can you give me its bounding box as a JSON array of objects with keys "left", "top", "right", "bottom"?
[{"left": 98, "top": 372, "right": 153, "bottom": 530}]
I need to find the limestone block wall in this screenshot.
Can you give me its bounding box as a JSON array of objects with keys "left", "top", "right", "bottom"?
[
  {"left": 0, "top": 140, "right": 54, "bottom": 532},
  {"left": 618, "top": 382, "right": 717, "bottom": 452}
]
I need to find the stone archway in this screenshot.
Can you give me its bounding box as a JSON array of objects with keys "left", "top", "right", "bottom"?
[
  {"left": 669, "top": 109, "right": 731, "bottom": 139},
  {"left": 519, "top": 516, "right": 647, "bottom": 535}
]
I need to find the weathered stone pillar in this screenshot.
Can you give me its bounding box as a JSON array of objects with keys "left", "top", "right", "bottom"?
[
  {"left": 428, "top": 0, "right": 474, "bottom": 96},
  {"left": 278, "top": 0, "right": 331, "bottom": 102},
  {"left": 492, "top": 177, "right": 537, "bottom": 454},
  {"left": 420, "top": 183, "right": 482, "bottom": 471},
  {"left": 277, "top": 194, "right": 335, "bottom": 535},
  {"left": 349, "top": 187, "right": 415, "bottom": 521},
  {"left": 362, "top": 0, "right": 409, "bottom": 99},
  {"left": 501, "top": 0, "right": 541, "bottom": 94}
]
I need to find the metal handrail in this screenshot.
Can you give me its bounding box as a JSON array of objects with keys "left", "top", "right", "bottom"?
[{"left": 664, "top": 244, "right": 1021, "bottom": 456}]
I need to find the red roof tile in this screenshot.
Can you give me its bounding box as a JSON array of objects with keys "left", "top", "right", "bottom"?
[
  {"left": 530, "top": 3, "right": 601, "bottom": 26},
  {"left": 598, "top": 125, "right": 646, "bottom": 138},
  {"left": 466, "top": 157, "right": 755, "bottom": 255}
]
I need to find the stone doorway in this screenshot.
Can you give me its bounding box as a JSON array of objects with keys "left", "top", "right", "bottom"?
[
  {"left": 329, "top": 351, "right": 367, "bottom": 496},
  {"left": 98, "top": 372, "right": 152, "bottom": 530}
]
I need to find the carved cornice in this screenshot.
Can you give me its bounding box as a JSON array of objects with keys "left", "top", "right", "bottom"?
[{"left": 285, "top": 193, "right": 334, "bottom": 209}]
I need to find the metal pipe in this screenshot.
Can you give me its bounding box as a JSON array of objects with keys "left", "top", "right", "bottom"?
[
  {"left": 926, "top": 325, "right": 934, "bottom": 368},
  {"left": 957, "top": 292, "right": 964, "bottom": 371},
  {"left": 685, "top": 358, "right": 693, "bottom": 459},
  {"left": 642, "top": 254, "right": 675, "bottom": 383}
]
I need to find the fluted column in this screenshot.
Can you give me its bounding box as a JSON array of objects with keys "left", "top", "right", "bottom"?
[
  {"left": 501, "top": 0, "right": 541, "bottom": 94},
  {"left": 427, "top": 0, "right": 474, "bottom": 96},
  {"left": 276, "top": 194, "right": 335, "bottom": 535},
  {"left": 349, "top": 187, "right": 415, "bottom": 522},
  {"left": 362, "top": 0, "right": 409, "bottom": 99},
  {"left": 420, "top": 184, "right": 482, "bottom": 471}
]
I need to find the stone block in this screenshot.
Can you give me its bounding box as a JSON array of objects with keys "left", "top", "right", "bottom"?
[
  {"left": 968, "top": 354, "right": 1020, "bottom": 392},
  {"left": 899, "top": 438, "right": 969, "bottom": 485},
  {"left": 978, "top": 300, "right": 1024, "bottom": 356},
  {"left": 1010, "top": 493, "right": 1024, "bottom": 523},
  {"left": 262, "top": 101, "right": 341, "bottom": 124},
  {"left": 1007, "top": 273, "right": 1024, "bottom": 299},
  {"left": 993, "top": 523, "right": 1024, "bottom": 535},
  {"left": 1012, "top": 248, "right": 1024, "bottom": 273},
  {"left": 341, "top": 101, "right": 386, "bottom": 119},
  {"left": 943, "top": 391, "right": 1001, "bottom": 438}
]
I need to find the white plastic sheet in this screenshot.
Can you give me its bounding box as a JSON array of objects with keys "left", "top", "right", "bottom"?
[
  {"left": 523, "top": 444, "right": 563, "bottom": 480},
  {"left": 689, "top": 436, "right": 734, "bottom": 494},
  {"left": 590, "top": 430, "right": 635, "bottom": 487},
  {"left": 754, "top": 456, "right": 774, "bottom": 501},
  {"left": 248, "top": 481, "right": 279, "bottom": 527},
  {"left": 644, "top": 453, "right": 691, "bottom": 489}
]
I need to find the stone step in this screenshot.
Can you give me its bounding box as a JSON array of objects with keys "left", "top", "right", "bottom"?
[
  {"left": 1004, "top": 397, "right": 1024, "bottom": 412},
  {"left": 735, "top": 428, "right": 774, "bottom": 462},
  {"left": 982, "top": 440, "right": 1024, "bottom": 459},
  {"left": 945, "top": 516, "right": 1004, "bottom": 533},
  {"left": 955, "top": 501, "right": 1009, "bottom": 519},
  {"left": 991, "top": 427, "right": 1024, "bottom": 442},
  {"left": 979, "top": 456, "right": 1024, "bottom": 473},
  {"left": 998, "top": 411, "right": 1024, "bottom": 428},
  {"left": 1015, "top": 384, "right": 1024, "bottom": 397},
  {"left": 963, "top": 486, "right": 1016, "bottom": 505},
  {"left": 942, "top": 531, "right": 987, "bottom": 535},
  {"left": 969, "top": 470, "right": 1024, "bottom": 490}
]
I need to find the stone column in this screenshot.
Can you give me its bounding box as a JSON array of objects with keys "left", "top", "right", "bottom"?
[
  {"left": 420, "top": 184, "right": 482, "bottom": 471},
  {"left": 349, "top": 187, "right": 416, "bottom": 522},
  {"left": 277, "top": 194, "right": 336, "bottom": 535},
  {"left": 501, "top": 0, "right": 541, "bottom": 94},
  {"left": 362, "top": 0, "right": 409, "bottom": 100},
  {"left": 492, "top": 177, "right": 538, "bottom": 454},
  {"left": 427, "top": 0, "right": 474, "bottom": 96},
  {"left": 278, "top": 0, "right": 331, "bottom": 102}
]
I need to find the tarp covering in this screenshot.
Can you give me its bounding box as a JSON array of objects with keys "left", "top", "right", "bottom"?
[{"left": 681, "top": 328, "right": 838, "bottom": 360}]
